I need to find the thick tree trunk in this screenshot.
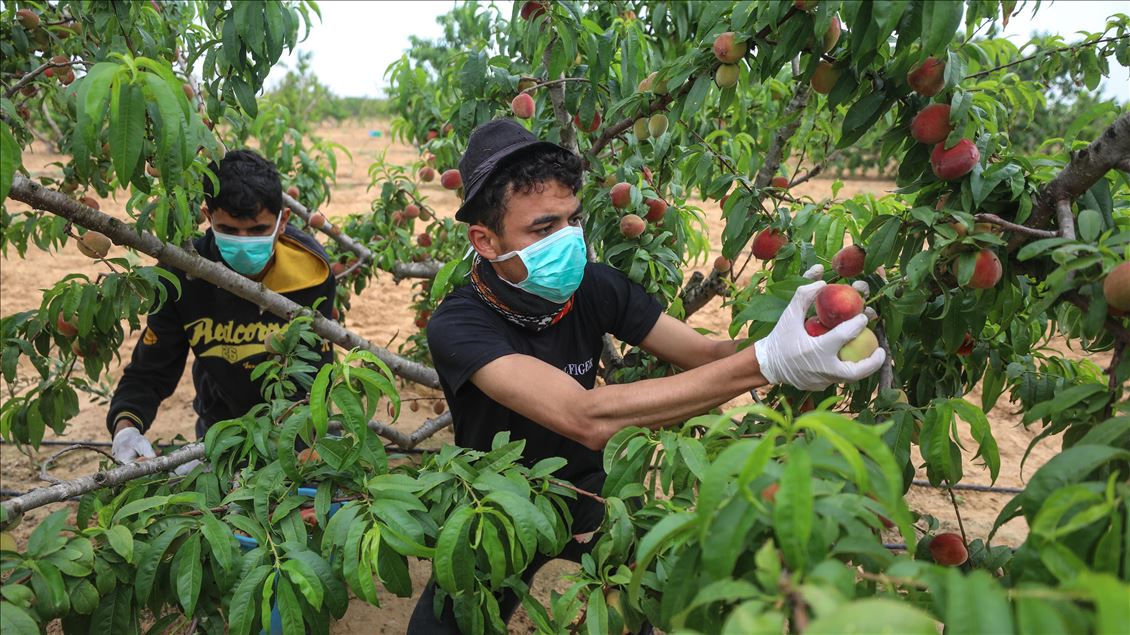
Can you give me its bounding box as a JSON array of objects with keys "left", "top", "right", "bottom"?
[{"left": 8, "top": 175, "right": 440, "bottom": 388}]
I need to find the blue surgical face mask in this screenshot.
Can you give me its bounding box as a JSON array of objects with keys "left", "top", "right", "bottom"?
[
  {"left": 490, "top": 225, "right": 587, "bottom": 303},
  {"left": 213, "top": 212, "right": 283, "bottom": 276}
]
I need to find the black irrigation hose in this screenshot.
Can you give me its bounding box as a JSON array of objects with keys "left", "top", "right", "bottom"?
[
  {"left": 910, "top": 479, "right": 1025, "bottom": 495},
  {"left": 0, "top": 438, "right": 428, "bottom": 454}
]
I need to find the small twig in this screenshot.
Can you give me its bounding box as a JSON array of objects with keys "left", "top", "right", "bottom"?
[
  {"left": 520, "top": 77, "right": 597, "bottom": 94},
  {"left": 3, "top": 60, "right": 83, "bottom": 99},
  {"left": 946, "top": 485, "right": 968, "bottom": 545},
  {"left": 39, "top": 444, "right": 123, "bottom": 485},
  {"left": 973, "top": 213, "right": 1058, "bottom": 239},
  {"left": 334, "top": 257, "right": 364, "bottom": 281},
  {"left": 965, "top": 34, "right": 1130, "bottom": 80},
  {"left": 1103, "top": 341, "right": 1125, "bottom": 421},
  {"left": 875, "top": 326, "right": 894, "bottom": 391},
  {"left": 547, "top": 478, "right": 606, "bottom": 505}
]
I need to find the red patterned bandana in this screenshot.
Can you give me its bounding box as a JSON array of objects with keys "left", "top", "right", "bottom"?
[{"left": 469, "top": 255, "right": 574, "bottom": 331}]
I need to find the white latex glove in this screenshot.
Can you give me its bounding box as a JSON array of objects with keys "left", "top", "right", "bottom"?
[
  {"left": 173, "top": 459, "right": 205, "bottom": 476},
  {"left": 755, "top": 281, "right": 887, "bottom": 391},
  {"left": 802, "top": 264, "right": 825, "bottom": 281},
  {"left": 112, "top": 426, "right": 156, "bottom": 463}
]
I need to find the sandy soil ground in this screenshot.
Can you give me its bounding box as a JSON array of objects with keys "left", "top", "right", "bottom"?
[{"left": 0, "top": 118, "right": 1106, "bottom": 633}]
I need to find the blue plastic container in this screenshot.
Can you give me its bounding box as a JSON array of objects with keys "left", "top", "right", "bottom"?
[{"left": 233, "top": 487, "right": 340, "bottom": 634}]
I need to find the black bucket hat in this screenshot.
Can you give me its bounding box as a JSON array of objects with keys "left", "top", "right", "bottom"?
[{"left": 454, "top": 119, "right": 566, "bottom": 223}]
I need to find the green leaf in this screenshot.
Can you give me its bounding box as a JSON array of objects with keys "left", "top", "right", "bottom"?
[
  {"left": 105, "top": 525, "right": 133, "bottom": 562},
  {"left": 773, "top": 444, "right": 813, "bottom": 569},
  {"left": 110, "top": 79, "right": 145, "bottom": 182},
  {"left": 229, "top": 75, "right": 259, "bottom": 118},
  {"left": 0, "top": 123, "right": 21, "bottom": 204},
  {"left": 228, "top": 564, "right": 272, "bottom": 635},
  {"left": 27, "top": 509, "right": 69, "bottom": 557},
  {"left": 200, "top": 511, "right": 235, "bottom": 572},
  {"left": 585, "top": 587, "right": 608, "bottom": 635},
  {"left": 628, "top": 511, "right": 697, "bottom": 603},
  {"left": 806, "top": 598, "right": 937, "bottom": 634},
  {"left": 276, "top": 575, "right": 305, "bottom": 635},
  {"left": 921, "top": 0, "right": 962, "bottom": 58},
  {"left": 308, "top": 364, "right": 332, "bottom": 439},
  {"left": 135, "top": 520, "right": 189, "bottom": 604},
  {"left": 1076, "top": 209, "right": 1102, "bottom": 242},
  {"left": 173, "top": 534, "right": 203, "bottom": 616},
  {"left": 434, "top": 506, "right": 476, "bottom": 595},
  {"left": 0, "top": 601, "right": 39, "bottom": 634},
  {"left": 942, "top": 569, "right": 1014, "bottom": 635}
]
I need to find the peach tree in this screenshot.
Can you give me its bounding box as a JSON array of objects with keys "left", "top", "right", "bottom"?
[{"left": 1, "top": 1, "right": 1128, "bottom": 634}]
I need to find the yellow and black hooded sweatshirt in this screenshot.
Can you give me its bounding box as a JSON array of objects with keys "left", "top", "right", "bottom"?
[{"left": 106, "top": 225, "right": 335, "bottom": 437}]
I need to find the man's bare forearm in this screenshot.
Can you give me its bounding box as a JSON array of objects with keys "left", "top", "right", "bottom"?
[{"left": 580, "top": 344, "right": 766, "bottom": 448}]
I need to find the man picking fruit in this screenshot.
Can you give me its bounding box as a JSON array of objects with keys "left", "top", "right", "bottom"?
[
  {"left": 410, "top": 119, "right": 885, "bottom": 633},
  {"left": 106, "top": 150, "right": 336, "bottom": 467}
]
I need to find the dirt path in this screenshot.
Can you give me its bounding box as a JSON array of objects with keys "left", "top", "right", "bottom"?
[{"left": 0, "top": 118, "right": 1094, "bottom": 633}]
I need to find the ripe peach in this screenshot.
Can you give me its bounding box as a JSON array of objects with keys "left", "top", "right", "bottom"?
[
  {"left": 804, "top": 316, "right": 830, "bottom": 337},
  {"left": 415, "top": 312, "right": 430, "bottom": 329},
  {"left": 641, "top": 166, "right": 654, "bottom": 184},
  {"left": 619, "top": 214, "right": 646, "bottom": 239},
  {"left": 17, "top": 8, "right": 40, "bottom": 29},
  {"left": 712, "top": 32, "right": 747, "bottom": 63},
  {"left": 930, "top": 139, "right": 979, "bottom": 180},
  {"left": 425, "top": 129, "right": 439, "bottom": 142},
  {"left": 71, "top": 339, "right": 96, "bottom": 358},
  {"left": 391, "top": 211, "right": 405, "bottom": 225},
  {"left": 520, "top": 0, "right": 548, "bottom": 20},
  {"left": 182, "top": 83, "right": 195, "bottom": 100},
  {"left": 60, "top": 69, "right": 75, "bottom": 85},
  {"left": 713, "top": 256, "right": 731, "bottom": 273},
  {"left": 610, "top": 182, "right": 632, "bottom": 209},
  {"left": 404, "top": 204, "right": 421, "bottom": 219},
  {"left": 907, "top": 57, "right": 946, "bottom": 97},
  {"left": 644, "top": 198, "right": 667, "bottom": 222},
  {"left": 329, "top": 225, "right": 342, "bottom": 236},
  {"left": 957, "top": 333, "right": 974, "bottom": 356},
  {"left": 440, "top": 169, "right": 462, "bottom": 190},
  {"left": 832, "top": 245, "right": 865, "bottom": 278},
  {"left": 770, "top": 176, "right": 789, "bottom": 189},
  {"left": 1103, "top": 262, "right": 1130, "bottom": 312},
  {"left": 715, "top": 63, "right": 739, "bottom": 88},
  {"left": 929, "top": 532, "right": 968, "bottom": 566},
  {"left": 815, "top": 283, "right": 864, "bottom": 328},
  {"left": 838, "top": 327, "right": 878, "bottom": 362},
  {"left": 810, "top": 61, "right": 840, "bottom": 95},
  {"left": 417, "top": 233, "right": 432, "bottom": 247},
  {"left": 648, "top": 113, "right": 669, "bottom": 138},
  {"left": 433, "top": 400, "right": 446, "bottom": 415},
  {"left": 511, "top": 92, "right": 535, "bottom": 119},
  {"left": 517, "top": 78, "right": 538, "bottom": 92},
  {"left": 962, "top": 248, "right": 1002, "bottom": 289},
  {"left": 331, "top": 262, "right": 347, "bottom": 276},
  {"left": 297, "top": 448, "right": 320, "bottom": 464},
  {"left": 821, "top": 16, "right": 841, "bottom": 53},
  {"left": 76, "top": 231, "right": 111, "bottom": 259},
  {"left": 794, "top": 0, "right": 818, "bottom": 10},
  {"left": 911, "top": 103, "right": 952, "bottom": 145},
  {"left": 573, "top": 111, "right": 602, "bottom": 132},
  {"left": 56, "top": 314, "right": 79, "bottom": 338},
  {"left": 309, "top": 212, "right": 327, "bottom": 229},
  {"left": 78, "top": 196, "right": 100, "bottom": 211},
  {"left": 287, "top": 185, "right": 300, "bottom": 199},
  {"left": 418, "top": 166, "right": 435, "bottom": 182},
  {"left": 761, "top": 482, "right": 779, "bottom": 503},
  {"left": 751, "top": 229, "right": 787, "bottom": 260}
]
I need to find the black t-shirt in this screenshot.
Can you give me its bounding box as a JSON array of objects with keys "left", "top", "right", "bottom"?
[{"left": 427, "top": 262, "right": 663, "bottom": 483}]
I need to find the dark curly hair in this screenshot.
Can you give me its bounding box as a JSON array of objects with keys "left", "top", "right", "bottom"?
[
  {"left": 464, "top": 146, "right": 583, "bottom": 234},
  {"left": 202, "top": 149, "right": 282, "bottom": 219}
]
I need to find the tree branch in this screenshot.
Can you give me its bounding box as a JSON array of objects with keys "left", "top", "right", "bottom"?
[
  {"left": 39, "top": 444, "right": 121, "bottom": 485},
  {"left": 542, "top": 40, "right": 578, "bottom": 154},
  {"left": 1063, "top": 291, "right": 1130, "bottom": 345},
  {"left": 281, "top": 192, "right": 372, "bottom": 262},
  {"left": 2, "top": 443, "right": 205, "bottom": 523},
  {"left": 3, "top": 60, "right": 83, "bottom": 99},
  {"left": 8, "top": 175, "right": 440, "bottom": 389},
  {"left": 1018, "top": 112, "right": 1130, "bottom": 247},
  {"left": 585, "top": 87, "right": 684, "bottom": 168},
  {"left": 391, "top": 260, "right": 443, "bottom": 282},
  {"left": 974, "top": 213, "right": 1057, "bottom": 239},
  {"left": 680, "top": 269, "right": 730, "bottom": 319},
  {"left": 964, "top": 34, "right": 1130, "bottom": 80}
]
